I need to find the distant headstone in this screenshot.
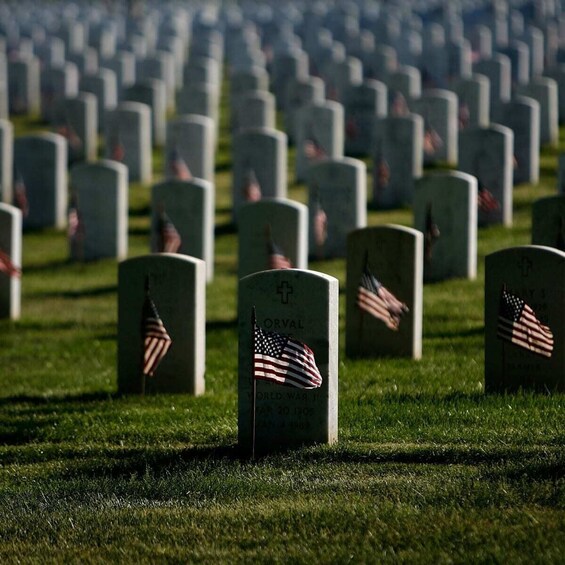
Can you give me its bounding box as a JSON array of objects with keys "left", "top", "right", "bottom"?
[
  {"left": 79, "top": 69, "right": 118, "bottom": 132},
  {"left": 485, "top": 246, "right": 564, "bottom": 392},
  {"left": 515, "top": 77, "right": 559, "bottom": 147},
  {"left": 458, "top": 125, "right": 514, "bottom": 227},
  {"left": 67, "top": 48, "right": 99, "bottom": 77},
  {"left": 474, "top": 55, "right": 511, "bottom": 106},
  {"left": 238, "top": 198, "right": 308, "bottom": 279},
  {"left": 150, "top": 178, "right": 215, "bottom": 282},
  {"left": 40, "top": 63, "right": 79, "bottom": 123},
  {"left": 412, "top": 89, "right": 458, "bottom": 165},
  {"left": 386, "top": 66, "right": 422, "bottom": 110},
  {"left": 176, "top": 83, "right": 219, "bottom": 133},
  {"left": 105, "top": 102, "right": 152, "bottom": 183},
  {"left": 344, "top": 80, "right": 387, "bottom": 157},
  {"left": 100, "top": 51, "right": 136, "bottom": 99},
  {"left": 283, "top": 76, "right": 325, "bottom": 143},
  {"left": 414, "top": 171, "right": 477, "bottom": 281},
  {"left": 543, "top": 65, "right": 565, "bottom": 123},
  {"left": 498, "top": 41, "right": 530, "bottom": 85},
  {"left": 118, "top": 254, "right": 206, "bottom": 394},
  {"left": 238, "top": 268, "right": 339, "bottom": 453},
  {"left": 69, "top": 160, "right": 128, "bottom": 261},
  {"left": 308, "top": 157, "right": 367, "bottom": 259},
  {"left": 234, "top": 90, "right": 276, "bottom": 133},
  {"left": 0, "top": 119, "right": 13, "bottom": 204},
  {"left": 345, "top": 225, "right": 423, "bottom": 359},
  {"left": 295, "top": 101, "right": 344, "bottom": 182},
  {"left": 450, "top": 74, "right": 490, "bottom": 128},
  {"left": 271, "top": 50, "right": 309, "bottom": 108},
  {"left": 232, "top": 127, "right": 287, "bottom": 220},
  {"left": 137, "top": 51, "right": 176, "bottom": 110},
  {"left": 372, "top": 114, "right": 424, "bottom": 209},
  {"left": 124, "top": 79, "right": 167, "bottom": 147},
  {"left": 0, "top": 203, "right": 21, "bottom": 320},
  {"left": 13, "top": 132, "right": 67, "bottom": 229},
  {"left": 165, "top": 115, "right": 215, "bottom": 183},
  {"left": 52, "top": 93, "right": 98, "bottom": 163},
  {"left": 532, "top": 196, "right": 565, "bottom": 251},
  {"left": 8, "top": 56, "right": 40, "bottom": 115},
  {"left": 493, "top": 96, "right": 540, "bottom": 185}
]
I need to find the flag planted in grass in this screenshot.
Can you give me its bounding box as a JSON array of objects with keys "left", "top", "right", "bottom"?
[
  {"left": 357, "top": 259, "right": 409, "bottom": 331},
  {"left": 157, "top": 209, "right": 182, "bottom": 253},
  {"left": 142, "top": 290, "right": 172, "bottom": 377},
  {"left": 266, "top": 226, "right": 292, "bottom": 270},
  {"left": 253, "top": 321, "right": 322, "bottom": 389},
  {"left": 497, "top": 286, "right": 553, "bottom": 358},
  {"left": 0, "top": 248, "right": 21, "bottom": 278},
  {"left": 166, "top": 147, "right": 192, "bottom": 181}
]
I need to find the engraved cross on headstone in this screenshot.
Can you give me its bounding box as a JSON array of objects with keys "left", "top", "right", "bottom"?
[
  {"left": 277, "top": 281, "right": 293, "bottom": 304},
  {"left": 519, "top": 256, "right": 533, "bottom": 277}
]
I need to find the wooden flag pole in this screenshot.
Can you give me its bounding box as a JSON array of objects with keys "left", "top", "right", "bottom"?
[{"left": 251, "top": 306, "right": 257, "bottom": 460}]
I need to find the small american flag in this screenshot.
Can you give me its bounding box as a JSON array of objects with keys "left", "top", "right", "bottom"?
[
  {"left": 458, "top": 102, "right": 470, "bottom": 129},
  {"left": 253, "top": 322, "right": 322, "bottom": 389},
  {"left": 0, "top": 248, "right": 21, "bottom": 278},
  {"left": 68, "top": 198, "right": 85, "bottom": 257},
  {"left": 142, "top": 291, "right": 172, "bottom": 377},
  {"left": 374, "top": 157, "right": 390, "bottom": 192},
  {"left": 423, "top": 126, "right": 443, "bottom": 155},
  {"left": 242, "top": 168, "right": 262, "bottom": 202},
  {"left": 313, "top": 199, "right": 328, "bottom": 249},
  {"left": 424, "top": 203, "right": 440, "bottom": 262},
  {"left": 390, "top": 91, "right": 410, "bottom": 117},
  {"left": 111, "top": 137, "right": 125, "bottom": 162},
  {"left": 167, "top": 148, "right": 192, "bottom": 181},
  {"left": 56, "top": 122, "right": 82, "bottom": 149},
  {"left": 303, "top": 135, "right": 327, "bottom": 161},
  {"left": 157, "top": 210, "right": 182, "bottom": 253},
  {"left": 477, "top": 185, "right": 500, "bottom": 213},
  {"left": 497, "top": 286, "right": 553, "bottom": 358},
  {"left": 13, "top": 174, "right": 29, "bottom": 218},
  {"left": 267, "top": 238, "right": 292, "bottom": 270},
  {"left": 345, "top": 116, "right": 359, "bottom": 140},
  {"left": 357, "top": 261, "right": 409, "bottom": 331}
]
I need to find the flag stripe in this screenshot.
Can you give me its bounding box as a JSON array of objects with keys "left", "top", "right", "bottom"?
[
  {"left": 497, "top": 287, "right": 554, "bottom": 358},
  {"left": 357, "top": 287, "right": 399, "bottom": 330}
]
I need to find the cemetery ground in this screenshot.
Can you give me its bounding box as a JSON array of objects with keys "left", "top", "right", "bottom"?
[{"left": 1, "top": 106, "right": 564, "bottom": 563}]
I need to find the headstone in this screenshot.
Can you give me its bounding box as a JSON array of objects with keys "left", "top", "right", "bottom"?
[
  {"left": 105, "top": 102, "right": 152, "bottom": 184},
  {"left": 137, "top": 51, "right": 176, "bottom": 111},
  {"left": 8, "top": 56, "right": 41, "bottom": 115},
  {"left": 183, "top": 56, "right": 221, "bottom": 91},
  {"left": 493, "top": 96, "right": 540, "bottom": 185},
  {"left": 295, "top": 101, "right": 344, "bottom": 182},
  {"left": 271, "top": 49, "right": 309, "bottom": 107},
  {"left": 238, "top": 269, "right": 339, "bottom": 453},
  {"left": 0, "top": 203, "right": 21, "bottom": 320},
  {"left": 308, "top": 157, "right": 367, "bottom": 259},
  {"left": 124, "top": 79, "right": 167, "bottom": 147},
  {"left": 100, "top": 51, "right": 136, "bottom": 99},
  {"left": 79, "top": 69, "right": 118, "bottom": 132},
  {"left": 13, "top": 132, "right": 67, "bottom": 229},
  {"left": 498, "top": 40, "right": 530, "bottom": 85},
  {"left": 118, "top": 254, "right": 206, "bottom": 395},
  {"left": 324, "top": 56, "right": 363, "bottom": 103},
  {"left": 176, "top": 83, "right": 219, "bottom": 133},
  {"left": 543, "top": 65, "right": 565, "bottom": 123},
  {"left": 412, "top": 89, "right": 458, "bottom": 165},
  {"left": 372, "top": 114, "right": 424, "bottom": 209},
  {"left": 283, "top": 76, "right": 325, "bottom": 143},
  {"left": 414, "top": 171, "right": 477, "bottom": 281},
  {"left": 458, "top": 125, "right": 514, "bottom": 227},
  {"left": 450, "top": 74, "right": 490, "bottom": 128},
  {"left": 165, "top": 115, "right": 215, "bottom": 183},
  {"left": 0, "top": 119, "right": 13, "bottom": 204},
  {"left": 345, "top": 225, "right": 423, "bottom": 359},
  {"left": 232, "top": 127, "right": 287, "bottom": 220},
  {"left": 69, "top": 160, "right": 128, "bottom": 261},
  {"left": 474, "top": 55, "right": 511, "bottom": 106},
  {"left": 52, "top": 92, "right": 98, "bottom": 163},
  {"left": 67, "top": 48, "right": 99, "bottom": 77},
  {"left": 238, "top": 198, "right": 308, "bottom": 279},
  {"left": 559, "top": 153, "right": 565, "bottom": 194},
  {"left": 386, "top": 66, "right": 422, "bottom": 111},
  {"left": 485, "top": 246, "right": 565, "bottom": 392},
  {"left": 40, "top": 63, "right": 79, "bottom": 123},
  {"left": 234, "top": 90, "right": 276, "bottom": 133},
  {"left": 532, "top": 196, "right": 565, "bottom": 252},
  {"left": 150, "top": 179, "right": 214, "bottom": 282},
  {"left": 515, "top": 77, "right": 559, "bottom": 147},
  {"left": 364, "top": 44, "right": 397, "bottom": 82},
  {"left": 344, "top": 80, "right": 387, "bottom": 157}
]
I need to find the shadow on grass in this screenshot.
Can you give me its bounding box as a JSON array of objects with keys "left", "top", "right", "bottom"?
[
  {"left": 33, "top": 285, "right": 117, "bottom": 299},
  {"left": 215, "top": 221, "right": 236, "bottom": 236},
  {"left": 206, "top": 318, "right": 238, "bottom": 331},
  {"left": 129, "top": 205, "right": 151, "bottom": 217},
  {"left": 23, "top": 258, "right": 76, "bottom": 273}
]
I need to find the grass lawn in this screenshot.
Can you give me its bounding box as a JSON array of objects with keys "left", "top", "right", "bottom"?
[{"left": 0, "top": 87, "right": 564, "bottom": 563}]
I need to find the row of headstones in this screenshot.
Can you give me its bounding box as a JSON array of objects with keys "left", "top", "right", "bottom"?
[{"left": 114, "top": 241, "right": 565, "bottom": 454}]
